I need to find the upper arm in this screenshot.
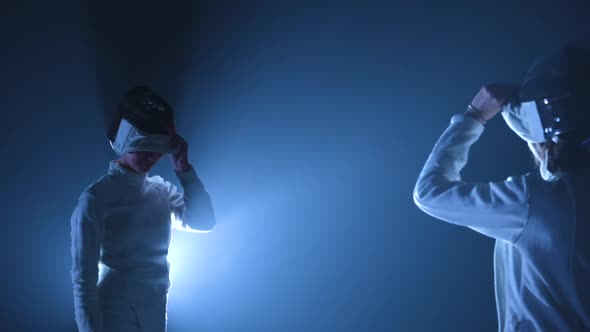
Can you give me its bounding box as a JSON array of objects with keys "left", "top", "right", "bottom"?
[
  {"left": 167, "top": 182, "right": 186, "bottom": 221},
  {"left": 414, "top": 174, "right": 531, "bottom": 243},
  {"left": 413, "top": 114, "right": 532, "bottom": 243}
]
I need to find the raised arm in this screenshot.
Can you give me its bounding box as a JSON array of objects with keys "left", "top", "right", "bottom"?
[
  {"left": 168, "top": 167, "right": 216, "bottom": 232},
  {"left": 413, "top": 84, "right": 531, "bottom": 243},
  {"left": 167, "top": 131, "right": 216, "bottom": 232}
]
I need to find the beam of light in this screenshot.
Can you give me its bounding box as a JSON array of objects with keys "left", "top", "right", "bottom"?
[
  {"left": 98, "top": 262, "right": 106, "bottom": 278},
  {"left": 166, "top": 213, "right": 217, "bottom": 298},
  {"left": 171, "top": 212, "right": 213, "bottom": 233}
]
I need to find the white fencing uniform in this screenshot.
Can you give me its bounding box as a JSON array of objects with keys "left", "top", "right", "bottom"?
[
  {"left": 71, "top": 160, "right": 215, "bottom": 332},
  {"left": 414, "top": 114, "right": 590, "bottom": 331}
]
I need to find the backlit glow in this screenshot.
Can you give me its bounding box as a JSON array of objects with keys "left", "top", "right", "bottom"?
[{"left": 171, "top": 213, "right": 212, "bottom": 233}]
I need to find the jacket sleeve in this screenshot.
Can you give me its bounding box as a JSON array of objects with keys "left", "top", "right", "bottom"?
[
  {"left": 168, "top": 166, "right": 216, "bottom": 232},
  {"left": 70, "top": 189, "right": 103, "bottom": 332},
  {"left": 413, "top": 114, "right": 531, "bottom": 244}
]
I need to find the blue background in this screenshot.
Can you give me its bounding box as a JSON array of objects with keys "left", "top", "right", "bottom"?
[{"left": 1, "top": 1, "right": 589, "bottom": 331}]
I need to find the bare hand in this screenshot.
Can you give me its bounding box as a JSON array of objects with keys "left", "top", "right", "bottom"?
[{"left": 467, "top": 83, "right": 520, "bottom": 123}]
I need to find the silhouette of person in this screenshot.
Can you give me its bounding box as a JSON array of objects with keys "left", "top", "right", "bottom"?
[
  {"left": 71, "top": 86, "right": 215, "bottom": 332},
  {"left": 414, "top": 46, "right": 590, "bottom": 331}
]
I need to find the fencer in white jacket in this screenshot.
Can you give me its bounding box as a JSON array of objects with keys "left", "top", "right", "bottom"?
[
  {"left": 414, "top": 78, "right": 590, "bottom": 330},
  {"left": 71, "top": 118, "right": 215, "bottom": 332}
]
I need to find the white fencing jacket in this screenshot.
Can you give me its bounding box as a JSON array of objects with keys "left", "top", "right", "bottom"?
[
  {"left": 70, "top": 160, "right": 215, "bottom": 332},
  {"left": 414, "top": 115, "right": 590, "bottom": 331}
]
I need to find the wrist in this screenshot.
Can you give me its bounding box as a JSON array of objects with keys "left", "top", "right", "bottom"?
[{"left": 464, "top": 105, "right": 486, "bottom": 124}]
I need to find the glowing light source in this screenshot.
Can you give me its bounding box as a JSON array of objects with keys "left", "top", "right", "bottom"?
[{"left": 171, "top": 213, "right": 212, "bottom": 233}]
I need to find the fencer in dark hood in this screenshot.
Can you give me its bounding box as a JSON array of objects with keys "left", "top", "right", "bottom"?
[{"left": 414, "top": 46, "right": 590, "bottom": 331}]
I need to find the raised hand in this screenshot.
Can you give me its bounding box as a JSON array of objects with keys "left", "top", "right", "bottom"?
[{"left": 466, "top": 83, "right": 520, "bottom": 123}]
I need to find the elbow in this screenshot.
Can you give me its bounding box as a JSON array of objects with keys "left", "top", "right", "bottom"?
[
  {"left": 413, "top": 179, "right": 438, "bottom": 213},
  {"left": 172, "top": 212, "right": 215, "bottom": 233},
  {"left": 413, "top": 187, "right": 442, "bottom": 221},
  {"left": 195, "top": 217, "right": 216, "bottom": 232},
  {"left": 197, "top": 209, "right": 216, "bottom": 231},
  {"left": 185, "top": 213, "right": 216, "bottom": 232},
  {"left": 413, "top": 178, "right": 460, "bottom": 222},
  {"left": 191, "top": 198, "right": 216, "bottom": 232},
  {"left": 413, "top": 180, "right": 427, "bottom": 208},
  {"left": 413, "top": 187, "right": 428, "bottom": 212}
]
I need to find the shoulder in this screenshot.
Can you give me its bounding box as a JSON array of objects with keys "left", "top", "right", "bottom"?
[
  {"left": 83, "top": 175, "right": 112, "bottom": 198},
  {"left": 72, "top": 177, "right": 108, "bottom": 219},
  {"left": 512, "top": 171, "right": 573, "bottom": 207},
  {"left": 75, "top": 174, "right": 116, "bottom": 210},
  {"left": 496, "top": 172, "right": 539, "bottom": 204}
]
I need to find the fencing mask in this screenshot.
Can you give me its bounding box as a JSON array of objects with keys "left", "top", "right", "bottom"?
[
  {"left": 501, "top": 46, "right": 590, "bottom": 181},
  {"left": 110, "top": 118, "right": 178, "bottom": 155},
  {"left": 108, "top": 86, "right": 179, "bottom": 156}
]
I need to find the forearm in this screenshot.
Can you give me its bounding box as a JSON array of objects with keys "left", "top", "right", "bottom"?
[
  {"left": 72, "top": 279, "right": 102, "bottom": 332},
  {"left": 71, "top": 244, "right": 102, "bottom": 331},
  {"left": 175, "top": 166, "right": 216, "bottom": 231}
]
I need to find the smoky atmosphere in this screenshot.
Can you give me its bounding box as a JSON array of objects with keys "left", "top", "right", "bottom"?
[{"left": 2, "top": 1, "right": 590, "bottom": 331}]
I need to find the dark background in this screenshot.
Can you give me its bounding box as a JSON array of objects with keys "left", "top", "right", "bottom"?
[{"left": 2, "top": 1, "right": 589, "bottom": 331}]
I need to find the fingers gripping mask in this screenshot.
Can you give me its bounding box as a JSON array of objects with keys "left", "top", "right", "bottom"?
[
  {"left": 502, "top": 103, "right": 561, "bottom": 181},
  {"left": 110, "top": 118, "right": 178, "bottom": 156}
]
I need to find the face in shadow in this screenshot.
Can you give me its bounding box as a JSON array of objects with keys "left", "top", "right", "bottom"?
[{"left": 119, "top": 151, "right": 164, "bottom": 173}]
